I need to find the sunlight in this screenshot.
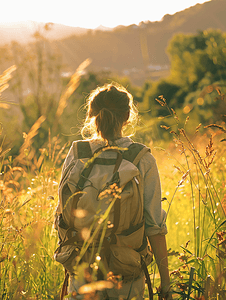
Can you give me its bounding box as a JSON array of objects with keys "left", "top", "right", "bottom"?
[{"left": 1, "top": 0, "right": 211, "bottom": 29}]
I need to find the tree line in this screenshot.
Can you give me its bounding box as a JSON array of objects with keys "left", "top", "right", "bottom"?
[{"left": 0, "top": 28, "right": 225, "bottom": 156}]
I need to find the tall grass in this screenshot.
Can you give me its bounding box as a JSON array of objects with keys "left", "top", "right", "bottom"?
[
  {"left": 0, "top": 65, "right": 225, "bottom": 299},
  {"left": 0, "top": 133, "right": 67, "bottom": 299},
  {"left": 151, "top": 95, "right": 226, "bottom": 299},
  {"left": 1, "top": 120, "right": 225, "bottom": 299}
]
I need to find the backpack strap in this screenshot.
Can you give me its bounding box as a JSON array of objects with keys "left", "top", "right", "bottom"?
[
  {"left": 77, "top": 141, "right": 93, "bottom": 159},
  {"left": 60, "top": 269, "right": 69, "bottom": 300},
  {"left": 76, "top": 141, "right": 104, "bottom": 189},
  {"left": 123, "top": 143, "right": 150, "bottom": 166},
  {"left": 141, "top": 258, "right": 154, "bottom": 300},
  {"left": 77, "top": 145, "right": 122, "bottom": 190},
  {"left": 133, "top": 146, "right": 150, "bottom": 165}
]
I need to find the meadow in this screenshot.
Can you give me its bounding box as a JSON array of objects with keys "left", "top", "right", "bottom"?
[{"left": 0, "top": 63, "right": 226, "bottom": 299}]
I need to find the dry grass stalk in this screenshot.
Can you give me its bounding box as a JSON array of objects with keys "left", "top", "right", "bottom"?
[
  {"left": 160, "top": 125, "right": 170, "bottom": 130},
  {"left": 51, "top": 135, "right": 60, "bottom": 162},
  {"left": 178, "top": 128, "right": 205, "bottom": 166},
  {"left": 36, "top": 149, "right": 46, "bottom": 169},
  {"left": 195, "top": 123, "right": 202, "bottom": 134},
  {"left": 155, "top": 95, "right": 167, "bottom": 107},
  {"left": 53, "top": 141, "right": 69, "bottom": 166},
  {"left": 203, "top": 135, "right": 216, "bottom": 169},
  {"left": 0, "top": 65, "right": 16, "bottom": 94},
  {"left": 173, "top": 165, "right": 184, "bottom": 174},
  {"left": 204, "top": 124, "right": 226, "bottom": 133},
  {"left": 0, "top": 147, "right": 11, "bottom": 158},
  {"left": 56, "top": 58, "right": 91, "bottom": 118},
  {"left": 48, "top": 128, "right": 52, "bottom": 160},
  {"left": 171, "top": 108, "right": 179, "bottom": 122},
  {"left": 0, "top": 65, "right": 16, "bottom": 109},
  {"left": 178, "top": 169, "right": 190, "bottom": 187},
  {"left": 185, "top": 116, "right": 190, "bottom": 126},
  {"left": 16, "top": 115, "right": 46, "bottom": 162}
]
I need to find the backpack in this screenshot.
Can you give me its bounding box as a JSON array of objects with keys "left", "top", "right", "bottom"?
[{"left": 54, "top": 140, "right": 153, "bottom": 298}]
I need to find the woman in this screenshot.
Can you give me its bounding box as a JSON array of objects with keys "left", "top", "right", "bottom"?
[{"left": 64, "top": 83, "right": 172, "bottom": 299}]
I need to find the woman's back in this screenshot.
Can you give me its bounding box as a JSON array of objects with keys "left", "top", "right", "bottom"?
[{"left": 54, "top": 83, "right": 171, "bottom": 299}]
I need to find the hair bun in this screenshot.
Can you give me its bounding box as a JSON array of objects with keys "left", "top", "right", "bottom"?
[{"left": 81, "top": 83, "right": 138, "bottom": 140}]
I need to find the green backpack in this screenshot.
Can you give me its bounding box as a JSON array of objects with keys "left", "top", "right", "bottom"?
[{"left": 54, "top": 140, "right": 153, "bottom": 298}]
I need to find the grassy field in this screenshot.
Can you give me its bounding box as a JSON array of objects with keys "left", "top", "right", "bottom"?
[
  {"left": 152, "top": 122, "right": 226, "bottom": 299},
  {"left": 0, "top": 123, "right": 225, "bottom": 299},
  {"left": 0, "top": 67, "right": 226, "bottom": 300}
]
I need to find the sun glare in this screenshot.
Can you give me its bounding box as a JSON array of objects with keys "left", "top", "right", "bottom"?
[{"left": 1, "top": 0, "right": 211, "bottom": 29}]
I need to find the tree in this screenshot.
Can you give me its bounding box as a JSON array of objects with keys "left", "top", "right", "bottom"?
[
  {"left": 167, "top": 29, "right": 226, "bottom": 90},
  {"left": 138, "top": 29, "right": 226, "bottom": 135},
  {"left": 0, "top": 24, "right": 86, "bottom": 155}
]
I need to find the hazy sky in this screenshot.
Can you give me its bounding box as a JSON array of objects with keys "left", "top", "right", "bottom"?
[{"left": 2, "top": 0, "right": 211, "bottom": 29}]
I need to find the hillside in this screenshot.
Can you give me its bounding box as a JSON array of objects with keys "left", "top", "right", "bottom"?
[
  {"left": 0, "top": 21, "right": 90, "bottom": 45},
  {"left": 53, "top": 0, "right": 226, "bottom": 77},
  {"left": 0, "top": 0, "right": 225, "bottom": 85}
]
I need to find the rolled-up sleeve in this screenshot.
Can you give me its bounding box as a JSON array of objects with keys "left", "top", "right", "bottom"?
[{"left": 138, "top": 153, "right": 167, "bottom": 236}]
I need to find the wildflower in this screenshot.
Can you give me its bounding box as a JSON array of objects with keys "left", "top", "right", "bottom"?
[
  {"left": 170, "top": 268, "right": 181, "bottom": 277},
  {"left": 216, "top": 231, "right": 226, "bottom": 242},
  {"left": 176, "top": 283, "right": 188, "bottom": 292},
  {"left": 179, "top": 252, "right": 190, "bottom": 262},
  {"left": 167, "top": 249, "right": 180, "bottom": 257}
]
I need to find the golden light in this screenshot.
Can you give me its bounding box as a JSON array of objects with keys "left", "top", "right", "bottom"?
[
  {"left": 96, "top": 255, "right": 101, "bottom": 261},
  {"left": 206, "top": 85, "right": 214, "bottom": 93},
  {"left": 78, "top": 280, "right": 114, "bottom": 294},
  {"left": 197, "top": 97, "right": 204, "bottom": 105},
  {"left": 81, "top": 228, "right": 90, "bottom": 241},
  {"left": 0, "top": 1, "right": 211, "bottom": 30},
  {"left": 183, "top": 105, "right": 192, "bottom": 114},
  {"left": 0, "top": 103, "right": 10, "bottom": 109},
  {"left": 73, "top": 208, "right": 88, "bottom": 218}
]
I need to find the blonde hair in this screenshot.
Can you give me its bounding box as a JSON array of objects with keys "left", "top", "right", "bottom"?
[{"left": 81, "top": 83, "right": 138, "bottom": 141}]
